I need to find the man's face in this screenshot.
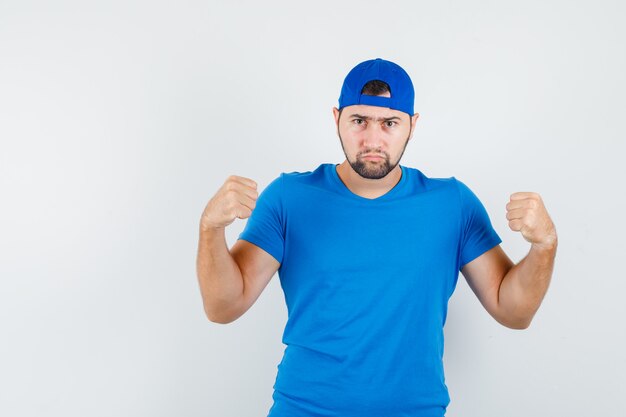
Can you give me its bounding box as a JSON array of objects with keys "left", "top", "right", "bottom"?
[{"left": 332, "top": 102, "right": 419, "bottom": 180}]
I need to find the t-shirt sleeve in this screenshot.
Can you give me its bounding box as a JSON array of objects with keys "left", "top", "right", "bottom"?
[
  {"left": 237, "top": 173, "right": 285, "bottom": 265},
  {"left": 455, "top": 178, "right": 502, "bottom": 270}
]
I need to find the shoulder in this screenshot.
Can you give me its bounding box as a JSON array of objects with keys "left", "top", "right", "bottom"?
[
  {"left": 280, "top": 163, "right": 329, "bottom": 188},
  {"left": 450, "top": 177, "right": 487, "bottom": 206},
  {"left": 401, "top": 165, "right": 457, "bottom": 194},
  {"left": 260, "top": 164, "right": 322, "bottom": 190}
]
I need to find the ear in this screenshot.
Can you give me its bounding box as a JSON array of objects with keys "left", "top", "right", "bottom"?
[
  {"left": 409, "top": 112, "right": 419, "bottom": 139},
  {"left": 332, "top": 107, "right": 340, "bottom": 127}
]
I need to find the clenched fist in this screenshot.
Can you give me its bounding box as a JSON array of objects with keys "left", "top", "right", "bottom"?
[
  {"left": 200, "top": 175, "right": 259, "bottom": 231},
  {"left": 506, "top": 192, "right": 557, "bottom": 250}
]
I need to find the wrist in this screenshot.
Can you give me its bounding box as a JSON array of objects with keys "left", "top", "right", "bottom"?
[
  {"left": 199, "top": 220, "right": 226, "bottom": 235},
  {"left": 531, "top": 235, "right": 558, "bottom": 254}
]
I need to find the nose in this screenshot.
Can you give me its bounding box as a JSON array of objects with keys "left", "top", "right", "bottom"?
[{"left": 361, "top": 123, "right": 385, "bottom": 148}]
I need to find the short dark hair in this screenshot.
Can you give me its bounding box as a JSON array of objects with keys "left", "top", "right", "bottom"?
[
  {"left": 361, "top": 79, "right": 391, "bottom": 96},
  {"left": 337, "top": 79, "right": 394, "bottom": 120}
]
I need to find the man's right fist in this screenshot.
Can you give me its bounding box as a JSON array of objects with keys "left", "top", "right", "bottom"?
[{"left": 200, "top": 175, "right": 259, "bottom": 231}]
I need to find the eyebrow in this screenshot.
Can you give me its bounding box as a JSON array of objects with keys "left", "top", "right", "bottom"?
[{"left": 349, "top": 114, "right": 402, "bottom": 122}]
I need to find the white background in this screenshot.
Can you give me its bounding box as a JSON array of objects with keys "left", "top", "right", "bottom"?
[{"left": 1, "top": 1, "right": 624, "bottom": 416}]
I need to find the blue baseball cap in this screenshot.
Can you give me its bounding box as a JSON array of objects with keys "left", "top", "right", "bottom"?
[{"left": 338, "top": 58, "right": 415, "bottom": 116}]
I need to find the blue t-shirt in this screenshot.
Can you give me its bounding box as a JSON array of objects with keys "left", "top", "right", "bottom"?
[{"left": 238, "top": 163, "right": 502, "bottom": 417}]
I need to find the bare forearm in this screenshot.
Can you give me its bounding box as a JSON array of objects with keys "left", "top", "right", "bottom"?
[
  {"left": 196, "top": 225, "right": 244, "bottom": 322},
  {"left": 498, "top": 241, "right": 557, "bottom": 329}
]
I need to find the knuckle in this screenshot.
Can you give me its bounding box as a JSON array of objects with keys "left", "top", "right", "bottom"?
[
  {"left": 227, "top": 198, "right": 240, "bottom": 211},
  {"left": 226, "top": 182, "right": 239, "bottom": 193},
  {"left": 232, "top": 206, "right": 243, "bottom": 219}
]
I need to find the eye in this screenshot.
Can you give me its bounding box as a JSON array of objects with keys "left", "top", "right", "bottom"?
[
  {"left": 385, "top": 121, "right": 397, "bottom": 127},
  {"left": 353, "top": 118, "right": 365, "bottom": 125}
]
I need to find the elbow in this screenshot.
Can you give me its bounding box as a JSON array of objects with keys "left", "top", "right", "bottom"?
[
  {"left": 506, "top": 319, "right": 531, "bottom": 330},
  {"left": 494, "top": 300, "right": 537, "bottom": 330},
  {"left": 203, "top": 302, "right": 243, "bottom": 325},
  {"left": 205, "top": 308, "right": 225, "bottom": 324},
  {"left": 204, "top": 306, "right": 231, "bottom": 324},
  {"left": 205, "top": 310, "right": 237, "bottom": 325},
  {"left": 499, "top": 314, "right": 533, "bottom": 330},
  {"left": 207, "top": 315, "right": 236, "bottom": 325},
  {"left": 492, "top": 307, "right": 533, "bottom": 330}
]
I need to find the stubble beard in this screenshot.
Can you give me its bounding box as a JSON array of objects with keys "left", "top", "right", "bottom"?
[{"left": 338, "top": 132, "right": 411, "bottom": 180}]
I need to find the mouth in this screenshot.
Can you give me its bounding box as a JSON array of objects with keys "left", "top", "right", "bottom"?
[{"left": 362, "top": 154, "right": 385, "bottom": 161}]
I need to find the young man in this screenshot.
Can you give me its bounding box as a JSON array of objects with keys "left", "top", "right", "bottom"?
[{"left": 197, "top": 58, "right": 558, "bottom": 417}]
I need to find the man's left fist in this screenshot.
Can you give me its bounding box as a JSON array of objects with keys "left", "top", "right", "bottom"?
[{"left": 506, "top": 192, "right": 557, "bottom": 250}]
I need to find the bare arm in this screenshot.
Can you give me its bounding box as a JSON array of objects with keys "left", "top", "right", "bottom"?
[
  {"left": 497, "top": 242, "right": 557, "bottom": 328},
  {"left": 196, "top": 175, "right": 258, "bottom": 323},
  {"left": 196, "top": 175, "right": 281, "bottom": 324},
  {"left": 462, "top": 191, "right": 557, "bottom": 329},
  {"left": 196, "top": 225, "right": 244, "bottom": 323},
  {"left": 196, "top": 225, "right": 281, "bottom": 324}
]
